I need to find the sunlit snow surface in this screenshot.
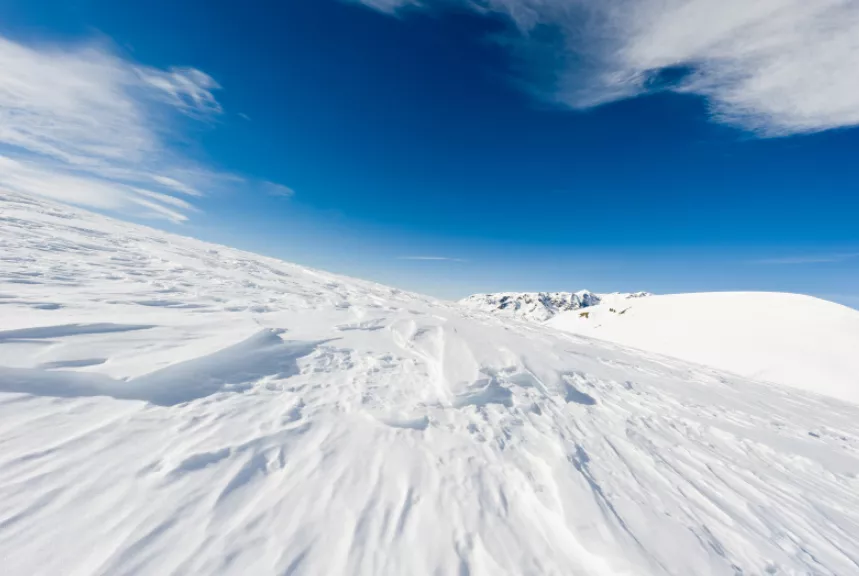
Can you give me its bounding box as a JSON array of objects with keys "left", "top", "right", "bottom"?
[
  {"left": 2, "top": 191, "right": 859, "bottom": 576},
  {"left": 548, "top": 292, "right": 859, "bottom": 405}
]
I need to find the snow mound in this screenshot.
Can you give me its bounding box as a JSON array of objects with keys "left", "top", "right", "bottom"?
[
  {"left": 460, "top": 290, "right": 649, "bottom": 322},
  {"left": 2, "top": 191, "right": 859, "bottom": 575},
  {"left": 548, "top": 291, "right": 859, "bottom": 404}
]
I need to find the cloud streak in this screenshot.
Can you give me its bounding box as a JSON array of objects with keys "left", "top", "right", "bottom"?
[
  {"left": 355, "top": 0, "right": 859, "bottom": 136},
  {"left": 0, "top": 34, "right": 226, "bottom": 222}
]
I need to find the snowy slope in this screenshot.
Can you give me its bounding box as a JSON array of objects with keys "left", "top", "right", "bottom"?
[
  {"left": 547, "top": 292, "right": 859, "bottom": 405},
  {"left": 460, "top": 291, "right": 649, "bottom": 322},
  {"left": 2, "top": 191, "right": 859, "bottom": 576}
]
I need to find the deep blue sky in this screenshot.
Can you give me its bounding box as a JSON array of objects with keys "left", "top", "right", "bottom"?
[{"left": 2, "top": 0, "right": 858, "bottom": 305}]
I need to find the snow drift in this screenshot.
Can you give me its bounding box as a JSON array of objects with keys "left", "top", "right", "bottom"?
[
  {"left": 2, "top": 191, "right": 859, "bottom": 576},
  {"left": 547, "top": 292, "right": 859, "bottom": 405}
]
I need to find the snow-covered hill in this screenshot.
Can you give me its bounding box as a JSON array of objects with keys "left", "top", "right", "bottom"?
[
  {"left": 460, "top": 290, "right": 649, "bottom": 322},
  {"left": 2, "top": 190, "right": 859, "bottom": 576},
  {"left": 547, "top": 292, "right": 859, "bottom": 405}
]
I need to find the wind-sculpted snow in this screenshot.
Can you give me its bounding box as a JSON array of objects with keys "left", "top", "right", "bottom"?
[{"left": 2, "top": 191, "right": 859, "bottom": 575}]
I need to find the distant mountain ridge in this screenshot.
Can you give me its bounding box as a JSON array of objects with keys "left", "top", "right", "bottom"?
[{"left": 459, "top": 290, "right": 650, "bottom": 322}]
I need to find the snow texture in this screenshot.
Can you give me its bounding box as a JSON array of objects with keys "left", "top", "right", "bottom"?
[{"left": 2, "top": 190, "right": 859, "bottom": 575}]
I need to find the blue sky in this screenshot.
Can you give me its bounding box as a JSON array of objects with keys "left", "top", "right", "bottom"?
[{"left": 1, "top": 0, "right": 858, "bottom": 306}]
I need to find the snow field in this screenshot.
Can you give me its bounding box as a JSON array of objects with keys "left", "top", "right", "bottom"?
[{"left": 2, "top": 191, "right": 859, "bottom": 575}]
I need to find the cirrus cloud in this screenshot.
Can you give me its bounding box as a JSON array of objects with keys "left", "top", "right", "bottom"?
[
  {"left": 354, "top": 0, "right": 859, "bottom": 136},
  {"left": 0, "top": 34, "right": 241, "bottom": 223}
]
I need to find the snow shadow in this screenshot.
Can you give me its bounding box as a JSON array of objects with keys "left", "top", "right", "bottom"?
[
  {"left": 563, "top": 382, "right": 597, "bottom": 406},
  {"left": 561, "top": 373, "right": 597, "bottom": 405},
  {"left": 0, "top": 330, "right": 322, "bottom": 406},
  {"left": 0, "top": 323, "right": 154, "bottom": 342},
  {"left": 453, "top": 376, "right": 514, "bottom": 409}
]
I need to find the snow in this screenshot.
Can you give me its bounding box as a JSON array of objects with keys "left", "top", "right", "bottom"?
[
  {"left": 460, "top": 291, "right": 649, "bottom": 322},
  {"left": 547, "top": 292, "right": 859, "bottom": 405},
  {"left": 2, "top": 190, "right": 859, "bottom": 575}
]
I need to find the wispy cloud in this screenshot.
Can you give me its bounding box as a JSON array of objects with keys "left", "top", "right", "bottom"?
[
  {"left": 150, "top": 175, "right": 203, "bottom": 197},
  {"left": 753, "top": 253, "right": 859, "bottom": 265},
  {"left": 136, "top": 66, "right": 222, "bottom": 117},
  {"left": 398, "top": 256, "right": 468, "bottom": 262},
  {"left": 264, "top": 182, "right": 296, "bottom": 198},
  {"left": 355, "top": 0, "right": 859, "bottom": 136},
  {"left": 0, "top": 34, "right": 232, "bottom": 222},
  {"left": 352, "top": 0, "right": 418, "bottom": 14}
]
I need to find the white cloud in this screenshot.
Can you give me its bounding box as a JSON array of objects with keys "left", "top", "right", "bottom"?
[
  {"left": 0, "top": 156, "right": 133, "bottom": 210},
  {"left": 131, "top": 188, "right": 196, "bottom": 211},
  {"left": 0, "top": 34, "right": 223, "bottom": 221},
  {"left": 0, "top": 156, "right": 198, "bottom": 223},
  {"left": 151, "top": 175, "right": 203, "bottom": 197},
  {"left": 357, "top": 0, "right": 859, "bottom": 135},
  {"left": 128, "top": 196, "right": 190, "bottom": 224},
  {"left": 136, "top": 66, "right": 223, "bottom": 117}
]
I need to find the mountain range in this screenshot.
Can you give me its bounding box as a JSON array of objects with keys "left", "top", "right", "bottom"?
[{"left": 459, "top": 290, "right": 650, "bottom": 322}]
